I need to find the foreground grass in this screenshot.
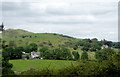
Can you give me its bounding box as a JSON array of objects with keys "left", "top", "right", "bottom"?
[{"left": 9, "top": 59, "right": 77, "bottom": 72}]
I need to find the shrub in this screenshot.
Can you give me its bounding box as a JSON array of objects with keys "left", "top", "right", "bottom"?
[
  {"left": 81, "top": 51, "right": 88, "bottom": 60},
  {"left": 25, "top": 55, "right": 30, "bottom": 59},
  {"left": 72, "top": 51, "right": 79, "bottom": 61}
]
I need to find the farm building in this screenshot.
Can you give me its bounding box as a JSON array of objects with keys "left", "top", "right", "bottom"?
[
  {"left": 31, "top": 52, "right": 40, "bottom": 59},
  {"left": 22, "top": 52, "right": 41, "bottom": 59},
  {"left": 101, "top": 45, "right": 109, "bottom": 49}
]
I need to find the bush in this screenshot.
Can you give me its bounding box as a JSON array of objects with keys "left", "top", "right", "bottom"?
[
  {"left": 95, "top": 48, "right": 116, "bottom": 61},
  {"left": 25, "top": 55, "right": 30, "bottom": 59},
  {"left": 81, "top": 51, "right": 88, "bottom": 60},
  {"left": 2, "top": 67, "right": 14, "bottom": 75},
  {"left": 72, "top": 51, "right": 79, "bottom": 61},
  {"left": 29, "top": 43, "right": 38, "bottom": 52}
]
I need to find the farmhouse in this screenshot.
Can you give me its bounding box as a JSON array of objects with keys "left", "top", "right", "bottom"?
[
  {"left": 22, "top": 52, "right": 41, "bottom": 59},
  {"left": 101, "top": 45, "right": 108, "bottom": 49},
  {"left": 31, "top": 52, "right": 40, "bottom": 59}
]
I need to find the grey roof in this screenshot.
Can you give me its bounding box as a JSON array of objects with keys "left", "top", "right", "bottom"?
[{"left": 31, "top": 52, "right": 40, "bottom": 55}]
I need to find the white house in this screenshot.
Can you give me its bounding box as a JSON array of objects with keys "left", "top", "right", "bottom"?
[
  {"left": 101, "top": 45, "right": 109, "bottom": 49},
  {"left": 22, "top": 52, "right": 41, "bottom": 59},
  {"left": 31, "top": 52, "right": 40, "bottom": 59}
]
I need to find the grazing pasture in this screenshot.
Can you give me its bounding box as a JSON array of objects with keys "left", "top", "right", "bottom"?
[{"left": 9, "top": 59, "right": 77, "bottom": 72}]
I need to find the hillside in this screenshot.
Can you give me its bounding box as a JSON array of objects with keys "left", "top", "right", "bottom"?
[
  {"left": 2, "top": 29, "right": 79, "bottom": 47},
  {"left": 2, "top": 29, "right": 34, "bottom": 38}
]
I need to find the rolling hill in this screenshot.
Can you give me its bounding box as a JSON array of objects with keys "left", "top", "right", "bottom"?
[
  {"left": 2, "top": 29, "right": 79, "bottom": 47},
  {"left": 1, "top": 29, "right": 96, "bottom": 60}
]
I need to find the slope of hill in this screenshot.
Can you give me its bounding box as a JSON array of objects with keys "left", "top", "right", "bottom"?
[
  {"left": 2, "top": 29, "right": 79, "bottom": 47},
  {"left": 2, "top": 29, "right": 97, "bottom": 61},
  {"left": 2, "top": 29, "right": 33, "bottom": 38}
]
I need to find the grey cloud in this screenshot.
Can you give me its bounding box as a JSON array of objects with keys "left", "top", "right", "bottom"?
[
  {"left": 2, "top": 2, "right": 20, "bottom": 11},
  {"left": 2, "top": 2, "right": 30, "bottom": 11},
  {"left": 45, "top": 2, "right": 117, "bottom": 16},
  {"left": 0, "top": 3, "right": 2, "bottom": 23},
  {"left": 27, "top": 15, "right": 97, "bottom": 24},
  {"left": 2, "top": 2, "right": 34, "bottom": 18},
  {"left": 2, "top": 1, "right": 118, "bottom": 42}
]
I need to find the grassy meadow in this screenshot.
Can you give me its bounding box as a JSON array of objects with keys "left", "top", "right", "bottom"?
[{"left": 9, "top": 59, "right": 77, "bottom": 72}]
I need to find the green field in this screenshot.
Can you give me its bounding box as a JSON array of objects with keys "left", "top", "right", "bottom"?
[{"left": 9, "top": 59, "right": 77, "bottom": 72}]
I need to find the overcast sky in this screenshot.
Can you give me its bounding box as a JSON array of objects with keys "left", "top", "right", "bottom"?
[{"left": 1, "top": 0, "right": 118, "bottom": 42}]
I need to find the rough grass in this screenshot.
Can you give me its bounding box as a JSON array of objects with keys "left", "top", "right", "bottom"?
[
  {"left": 87, "top": 52, "right": 96, "bottom": 60},
  {"left": 9, "top": 59, "right": 77, "bottom": 72},
  {"left": 74, "top": 49, "right": 96, "bottom": 60},
  {"left": 2, "top": 29, "right": 78, "bottom": 47}
]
